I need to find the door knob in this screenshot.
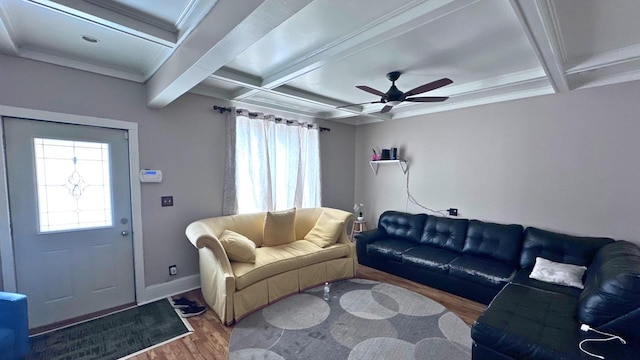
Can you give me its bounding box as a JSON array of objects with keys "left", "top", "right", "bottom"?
[{"left": 121, "top": 230, "right": 130, "bottom": 236}]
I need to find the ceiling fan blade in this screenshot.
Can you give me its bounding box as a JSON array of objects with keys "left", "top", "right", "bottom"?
[
  {"left": 381, "top": 105, "right": 393, "bottom": 113},
  {"left": 356, "top": 85, "right": 385, "bottom": 97},
  {"left": 404, "top": 78, "right": 453, "bottom": 97},
  {"left": 337, "top": 101, "right": 384, "bottom": 109},
  {"left": 404, "top": 96, "right": 449, "bottom": 102}
]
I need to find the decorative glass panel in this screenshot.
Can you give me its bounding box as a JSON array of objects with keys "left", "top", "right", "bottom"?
[{"left": 34, "top": 138, "right": 113, "bottom": 232}]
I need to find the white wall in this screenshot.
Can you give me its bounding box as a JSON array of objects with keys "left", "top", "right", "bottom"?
[
  {"left": 0, "top": 54, "right": 355, "bottom": 291},
  {"left": 355, "top": 80, "right": 640, "bottom": 244}
]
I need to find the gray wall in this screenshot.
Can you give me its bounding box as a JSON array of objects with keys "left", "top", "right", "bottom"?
[
  {"left": 355, "top": 80, "right": 640, "bottom": 244},
  {"left": 0, "top": 54, "right": 355, "bottom": 288}
]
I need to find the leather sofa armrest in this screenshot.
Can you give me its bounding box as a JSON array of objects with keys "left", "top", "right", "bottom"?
[
  {"left": 578, "top": 241, "right": 640, "bottom": 341},
  {"left": 355, "top": 228, "right": 386, "bottom": 245}
]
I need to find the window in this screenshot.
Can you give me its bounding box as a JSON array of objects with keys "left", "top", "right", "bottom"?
[
  {"left": 34, "top": 138, "right": 113, "bottom": 232},
  {"left": 230, "top": 113, "right": 321, "bottom": 214}
]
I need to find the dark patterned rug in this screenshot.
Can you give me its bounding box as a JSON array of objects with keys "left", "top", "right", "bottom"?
[
  {"left": 229, "top": 279, "right": 471, "bottom": 359},
  {"left": 27, "top": 298, "right": 193, "bottom": 360}
]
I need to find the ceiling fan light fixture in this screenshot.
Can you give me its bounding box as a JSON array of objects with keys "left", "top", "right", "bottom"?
[{"left": 387, "top": 100, "right": 402, "bottom": 106}]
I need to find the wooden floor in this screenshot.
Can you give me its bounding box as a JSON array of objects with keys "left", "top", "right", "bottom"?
[{"left": 130, "top": 265, "right": 486, "bottom": 360}]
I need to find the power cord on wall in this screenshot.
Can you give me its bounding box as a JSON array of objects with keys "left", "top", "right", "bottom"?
[
  {"left": 404, "top": 167, "right": 449, "bottom": 216},
  {"left": 579, "top": 324, "right": 626, "bottom": 359}
]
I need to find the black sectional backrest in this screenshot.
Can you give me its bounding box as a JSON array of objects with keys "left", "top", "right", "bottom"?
[
  {"left": 519, "top": 227, "right": 614, "bottom": 268},
  {"left": 378, "top": 211, "right": 427, "bottom": 243},
  {"left": 420, "top": 216, "right": 469, "bottom": 252},
  {"left": 462, "top": 220, "right": 524, "bottom": 265}
]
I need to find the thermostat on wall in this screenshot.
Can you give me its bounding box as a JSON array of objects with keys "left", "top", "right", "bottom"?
[{"left": 139, "top": 169, "right": 162, "bottom": 183}]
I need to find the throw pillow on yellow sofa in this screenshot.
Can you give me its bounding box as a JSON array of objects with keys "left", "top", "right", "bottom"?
[
  {"left": 219, "top": 230, "right": 256, "bottom": 263},
  {"left": 304, "top": 212, "right": 344, "bottom": 248},
  {"left": 263, "top": 208, "right": 296, "bottom": 247}
]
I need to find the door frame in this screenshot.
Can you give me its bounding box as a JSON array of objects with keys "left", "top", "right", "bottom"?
[{"left": 0, "top": 105, "right": 146, "bottom": 304}]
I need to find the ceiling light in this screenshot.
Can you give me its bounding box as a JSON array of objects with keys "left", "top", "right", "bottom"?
[
  {"left": 387, "top": 101, "right": 402, "bottom": 106},
  {"left": 81, "top": 35, "right": 99, "bottom": 43}
]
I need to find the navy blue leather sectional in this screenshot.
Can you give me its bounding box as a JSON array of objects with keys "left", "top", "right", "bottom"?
[{"left": 355, "top": 211, "right": 640, "bottom": 359}]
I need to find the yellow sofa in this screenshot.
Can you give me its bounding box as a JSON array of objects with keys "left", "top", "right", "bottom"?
[{"left": 186, "top": 207, "right": 356, "bottom": 325}]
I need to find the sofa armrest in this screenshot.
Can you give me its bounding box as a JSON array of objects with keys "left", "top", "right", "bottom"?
[
  {"left": 0, "top": 292, "right": 29, "bottom": 359},
  {"left": 199, "top": 247, "right": 236, "bottom": 325},
  {"left": 578, "top": 241, "right": 640, "bottom": 342},
  {"left": 355, "top": 228, "right": 385, "bottom": 245}
]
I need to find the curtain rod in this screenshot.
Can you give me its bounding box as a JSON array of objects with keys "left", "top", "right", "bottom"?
[{"left": 213, "top": 105, "right": 330, "bottom": 132}]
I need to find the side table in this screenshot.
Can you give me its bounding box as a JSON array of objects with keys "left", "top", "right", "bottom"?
[{"left": 350, "top": 220, "right": 368, "bottom": 242}]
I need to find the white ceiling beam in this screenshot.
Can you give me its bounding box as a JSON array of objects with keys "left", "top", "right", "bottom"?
[
  {"left": 0, "top": 5, "right": 18, "bottom": 55},
  {"left": 146, "top": 0, "right": 313, "bottom": 108},
  {"left": 510, "top": 0, "right": 569, "bottom": 92},
  {"left": 28, "top": 0, "right": 176, "bottom": 46},
  {"left": 566, "top": 44, "right": 640, "bottom": 75},
  {"left": 212, "top": 68, "right": 262, "bottom": 89},
  {"left": 209, "top": 71, "right": 391, "bottom": 121},
  {"left": 230, "top": 0, "right": 481, "bottom": 101}
]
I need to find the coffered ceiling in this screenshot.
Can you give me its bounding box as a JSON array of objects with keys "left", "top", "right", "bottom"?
[{"left": 1, "top": 0, "right": 639, "bottom": 124}]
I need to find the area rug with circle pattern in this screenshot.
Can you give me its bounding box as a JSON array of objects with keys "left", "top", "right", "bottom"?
[{"left": 228, "top": 279, "right": 472, "bottom": 359}]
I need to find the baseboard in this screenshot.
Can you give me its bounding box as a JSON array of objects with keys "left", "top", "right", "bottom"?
[{"left": 138, "top": 274, "right": 201, "bottom": 305}]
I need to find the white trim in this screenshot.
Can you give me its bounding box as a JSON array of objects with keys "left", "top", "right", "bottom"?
[
  {"left": 138, "top": 274, "right": 201, "bottom": 306},
  {"left": 0, "top": 122, "right": 16, "bottom": 291},
  {"left": 0, "top": 105, "right": 146, "bottom": 306}
]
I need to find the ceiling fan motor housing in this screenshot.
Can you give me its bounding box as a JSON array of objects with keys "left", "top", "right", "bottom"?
[{"left": 384, "top": 85, "right": 406, "bottom": 103}]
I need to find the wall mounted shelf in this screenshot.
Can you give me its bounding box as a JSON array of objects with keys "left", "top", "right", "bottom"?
[{"left": 369, "top": 160, "right": 408, "bottom": 175}]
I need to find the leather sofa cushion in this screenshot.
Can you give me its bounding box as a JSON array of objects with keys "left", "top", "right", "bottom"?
[
  {"left": 367, "top": 239, "right": 416, "bottom": 262},
  {"left": 378, "top": 211, "right": 427, "bottom": 243},
  {"left": 472, "top": 284, "right": 579, "bottom": 360},
  {"left": 232, "top": 240, "right": 351, "bottom": 290},
  {"left": 462, "top": 220, "right": 523, "bottom": 265},
  {"left": 449, "top": 254, "right": 516, "bottom": 288},
  {"left": 519, "top": 227, "right": 614, "bottom": 269},
  {"left": 401, "top": 245, "right": 459, "bottom": 273},
  {"left": 579, "top": 240, "right": 640, "bottom": 328},
  {"left": 511, "top": 268, "right": 582, "bottom": 298},
  {"left": 419, "top": 216, "right": 468, "bottom": 252}
]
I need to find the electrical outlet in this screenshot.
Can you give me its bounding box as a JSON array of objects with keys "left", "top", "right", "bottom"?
[
  {"left": 161, "top": 196, "right": 173, "bottom": 207},
  {"left": 169, "top": 265, "right": 177, "bottom": 276},
  {"left": 447, "top": 208, "right": 458, "bottom": 216}
]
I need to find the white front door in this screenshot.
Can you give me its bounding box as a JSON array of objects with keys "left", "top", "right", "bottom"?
[{"left": 3, "top": 117, "right": 135, "bottom": 328}]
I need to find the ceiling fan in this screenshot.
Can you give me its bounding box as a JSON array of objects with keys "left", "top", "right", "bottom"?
[{"left": 339, "top": 71, "right": 452, "bottom": 113}]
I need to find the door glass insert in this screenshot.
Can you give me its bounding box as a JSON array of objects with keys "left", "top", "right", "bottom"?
[{"left": 34, "top": 138, "right": 113, "bottom": 232}]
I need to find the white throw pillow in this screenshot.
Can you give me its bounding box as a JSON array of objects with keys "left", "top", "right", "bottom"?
[{"left": 529, "top": 257, "right": 587, "bottom": 289}]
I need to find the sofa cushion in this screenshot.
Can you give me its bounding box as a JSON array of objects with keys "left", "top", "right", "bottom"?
[
  {"left": 232, "top": 240, "right": 350, "bottom": 290},
  {"left": 419, "top": 216, "right": 468, "bottom": 252},
  {"left": 579, "top": 240, "right": 640, "bottom": 328},
  {"left": 401, "top": 245, "right": 459, "bottom": 273},
  {"left": 367, "top": 239, "right": 416, "bottom": 262},
  {"left": 529, "top": 257, "right": 587, "bottom": 289},
  {"left": 462, "top": 220, "right": 523, "bottom": 265},
  {"left": 263, "top": 208, "right": 297, "bottom": 247},
  {"left": 511, "top": 268, "right": 582, "bottom": 298},
  {"left": 519, "top": 227, "right": 614, "bottom": 269},
  {"left": 378, "top": 211, "right": 427, "bottom": 243},
  {"left": 449, "top": 254, "right": 516, "bottom": 288},
  {"left": 219, "top": 230, "right": 256, "bottom": 263},
  {"left": 303, "top": 212, "right": 344, "bottom": 248},
  {"left": 471, "top": 283, "right": 580, "bottom": 360}
]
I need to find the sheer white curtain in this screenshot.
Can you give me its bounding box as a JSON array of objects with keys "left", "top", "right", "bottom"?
[{"left": 225, "top": 110, "right": 321, "bottom": 214}]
